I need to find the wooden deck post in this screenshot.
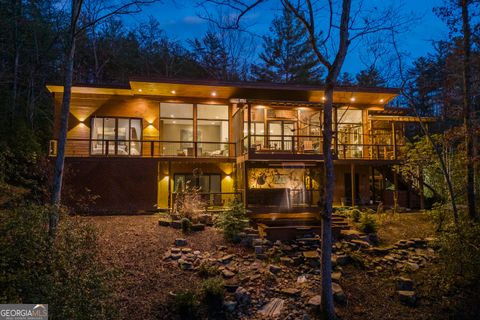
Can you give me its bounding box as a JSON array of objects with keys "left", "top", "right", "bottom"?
[
  {"left": 392, "top": 121, "right": 397, "bottom": 160},
  {"left": 168, "top": 160, "right": 172, "bottom": 209},
  {"left": 351, "top": 163, "right": 355, "bottom": 207}
]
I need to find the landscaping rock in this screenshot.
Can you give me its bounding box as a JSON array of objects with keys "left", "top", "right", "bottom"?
[
  {"left": 219, "top": 254, "right": 235, "bottom": 264},
  {"left": 280, "top": 257, "right": 294, "bottom": 266},
  {"left": 278, "top": 287, "right": 300, "bottom": 296},
  {"left": 397, "top": 290, "right": 416, "bottom": 306},
  {"left": 178, "top": 259, "right": 193, "bottom": 270},
  {"left": 336, "top": 254, "right": 351, "bottom": 266},
  {"left": 158, "top": 219, "right": 171, "bottom": 227},
  {"left": 350, "top": 239, "right": 371, "bottom": 248},
  {"left": 190, "top": 223, "right": 205, "bottom": 231},
  {"left": 269, "top": 264, "right": 282, "bottom": 274},
  {"left": 396, "top": 276, "right": 415, "bottom": 291},
  {"left": 171, "top": 220, "right": 182, "bottom": 229},
  {"left": 332, "top": 283, "right": 346, "bottom": 304},
  {"left": 174, "top": 238, "right": 187, "bottom": 246},
  {"left": 258, "top": 298, "right": 284, "bottom": 317},
  {"left": 235, "top": 287, "right": 251, "bottom": 307},
  {"left": 222, "top": 269, "right": 236, "bottom": 279},
  {"left": 331, "top": 271, "right": 342, "bottom": 283},
  {"left": 307, "top": 295, "right": 321, "bottom": 308},
  {"left": 224, "top": 300, "right": 237, "bottom": 312},
  {"left": 254, "top": 246, "right": 264, "bottom": 255}
]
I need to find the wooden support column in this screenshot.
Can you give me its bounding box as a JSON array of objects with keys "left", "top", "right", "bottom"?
[
  {"left": 393, "top": 169, "right": 398, "bottom": 212},
  {"left": 167, "top": 160, "right": 172, "bottom": 209},
  {"left": 351, "top": 163, "right": 355, "bottom": 207},
  {"left": 392, "top": 121, "right": 397, "bottom": 160}
]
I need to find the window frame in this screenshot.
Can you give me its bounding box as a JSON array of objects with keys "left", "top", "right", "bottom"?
[
  {"left": 173, "top": 173, "right": 222, "bottom": 194},
  {"left": 89, "top": 116, "right": 143, "bottom": 156}
]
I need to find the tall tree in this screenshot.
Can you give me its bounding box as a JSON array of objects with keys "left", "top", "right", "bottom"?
[
  {"left": 435, "top": 0, "right": 479, "bottom": 220},
  {"left": 50, "top": 0, "right": 158, "bottom": 238},
  {"left": 356, "top": 66, "right": 386, "bottom": 87},
  {"left": 197, "top": 1, "right": 411, "bottom": 318},
  {"left": 190, "top": 31, "right": 232, "bottom": 80},
  {"left": 251, "top": 8, "right": 322, "bottom": 84},
  {"left": 338, "top": 72, "right": 355, "bottom": 86}
]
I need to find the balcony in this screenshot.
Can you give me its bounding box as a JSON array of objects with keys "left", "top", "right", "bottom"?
[
  {"left": 49, "top": 139, "right": 236, "bottom": 159},
  {"left": 241, "top": 134, "right": 403, "bottom": 161}
]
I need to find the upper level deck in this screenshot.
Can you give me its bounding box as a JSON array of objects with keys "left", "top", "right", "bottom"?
[{"left": 47, "top": 78, "right": 432, "bottom": 161}]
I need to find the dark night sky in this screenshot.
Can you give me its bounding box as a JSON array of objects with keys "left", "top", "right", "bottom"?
[{"left": 127, "top": 0, "right": 448, "bottom": 74}]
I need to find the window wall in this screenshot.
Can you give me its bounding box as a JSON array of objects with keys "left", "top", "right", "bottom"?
[
  {"left": 90, "top": 117, "right": 142, "bottom": 155},
  {"left": 336, "top": 108, "right": 363, "bottom": 157},
  {"left": 160, "top": 103, "right": 193, "bottom": 156},
  {"left": 197, "top": 104, "right": 229, "bottom": 156}
]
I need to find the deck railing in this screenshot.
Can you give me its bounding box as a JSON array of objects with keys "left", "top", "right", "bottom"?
[
  {"left": 171, "top": 192, "right": 242, "bottom": 208},
  {"left": 241, "top": 134, "right": 403, "bottom": 160},
  {"left": 49, "top": 139, "right": 235, "bottom": 158}
]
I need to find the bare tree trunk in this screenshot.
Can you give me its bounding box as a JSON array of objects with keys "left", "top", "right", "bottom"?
[
  {"left": 461, "top": 0, "right": 476, "bottom": 220},
  {"left": 321, "top": 83, "right": 335, "bottom": 320},
  {"left": 50, "top": 0, "right": 83, "bottom": 238}
]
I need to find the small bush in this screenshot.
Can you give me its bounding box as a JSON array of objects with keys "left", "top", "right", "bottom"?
[
  {"left": 171, "top": 290, "right": 198, "bottom": 319},
  {"left": 427, "top": 202, "right": 451, "bottom": 231},
  {"left": 215, "top": 200, "right": 249, "bottom": 242},
  {"left": 197, "top": 263, "right": 219, "bottom": 278},
  {"left": 436, "top": 220, "right": 480, "bottom": 285},
  {"left": 359, "top": 213, "right": 377, "bottom": 234},
  {"left": 351, "top": 209, "right": 361, "bottom": 222},
  {"left": 0, "top": 205, "right": 116, "bottom": 319},
  {"left": 181, "top": 218, "right": 192, "bottom": 234},
  {"left": 201, "top": 277, "right": 224, "bottom": 311}
]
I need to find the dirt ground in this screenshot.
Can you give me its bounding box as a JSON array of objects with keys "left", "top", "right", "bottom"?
[
  {"left": 83, "top": 213, "right": 469, "bottom": 320},
  {"left": 83, "top": 215, "right": 233, "bottom": 319}
]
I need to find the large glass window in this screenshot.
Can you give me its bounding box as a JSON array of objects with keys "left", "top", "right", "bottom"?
[
  {"left": 197, "top": 104, "right": 229, "bottom": 156},
  {"left": 337, "top": 108, "right": 363, "bottom": 157},
  {"left": 174, "top": 174, "right": 221, "bottom": 193},
  {"left": 337, "top": 109, "right": 363, "bottom": 144},
  {"left": 160, "top": 103, "right": 193, "bottom": 156},
  {"left": 90, "top": 117, "right": 142, "bottom": 155}
]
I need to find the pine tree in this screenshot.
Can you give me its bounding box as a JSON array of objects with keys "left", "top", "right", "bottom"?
[
  {"left": 251, "top": 8, "right": 322, "bottom": 84},
  {"left": 338, "top": 72, "right": 355, "bottom": 86},
  {"left": 355, "top": 66, "right": 386, "bottom": 87}
]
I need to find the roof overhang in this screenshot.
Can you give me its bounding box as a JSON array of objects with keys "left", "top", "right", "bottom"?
[{"left": 46, "top": 78, "right": 400, "bottom": 105}]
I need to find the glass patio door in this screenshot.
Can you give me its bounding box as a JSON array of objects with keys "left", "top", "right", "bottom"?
[{"left": 268, "top": 121, "right": 295, "bottom": 151}]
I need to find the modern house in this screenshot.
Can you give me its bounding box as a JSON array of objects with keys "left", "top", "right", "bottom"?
[{"left": 47, "top": 78, "right": 428, "bottom": 214}]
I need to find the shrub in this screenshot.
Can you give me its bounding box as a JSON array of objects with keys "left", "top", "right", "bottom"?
[
  {"left": 197, "top": 263, "right": 219, "bottom": 278},
  {"left": 427, "top": 202, "right": 451, "bottom": 231},
  {"left": 436, "top": 220, "right": 480, "bottom": 285},
  {"left": 351, "top": 209, "right": 361, "bottom": 222},
  {"left": 214, "top": 200, "right": 249, "bottom": 242},
  {"left": 173, "top": 178, "right": 205, "bottom": 221},
  {"left": 201, "top": 277, "right": 224, "bottom": 311},
  {"left": 181, "top": 218, "right": 192, "bottom": 234},
  {"left": 0, "top": 205, "right": 116, "bottom": 319},
  {"left": 359, "top": 213, "right": 377, "bottom": 234},
  {"left": 171, "top": 290, "right": 198, "bottom": 319}
]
